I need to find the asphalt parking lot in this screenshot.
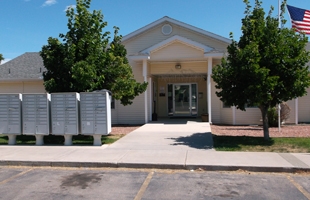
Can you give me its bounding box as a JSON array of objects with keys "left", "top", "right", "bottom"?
[{"left": 0, "top": 167, "right": 309, "bottom": 200}]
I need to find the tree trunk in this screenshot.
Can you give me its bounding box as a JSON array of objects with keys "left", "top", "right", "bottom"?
[{"left": 259, "top": 105, "right": 270, "bottom": 140}]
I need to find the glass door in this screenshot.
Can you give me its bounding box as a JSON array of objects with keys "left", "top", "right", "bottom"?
[
  {"left": 173, "top": 84, "right": 190, "bottom": 116},
  {"left": 168, "top": 83, "right": 198, "bottom": 117},
  {"left": 191, "top": 84, "right": 197, "bottom": 116}
]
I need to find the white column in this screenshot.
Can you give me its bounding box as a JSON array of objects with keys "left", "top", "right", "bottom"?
[
  {"left": 143, "top": 59, "right": 148, "bottom": 123},
  {"left": 295, "top": 98, "right": 298, "bottom": 124},
  {"left": 207, "top": 57, "right": 212, "bottom": 123},
  {"left": 148, "top": 77, "right": 152, "bottom": 121}
]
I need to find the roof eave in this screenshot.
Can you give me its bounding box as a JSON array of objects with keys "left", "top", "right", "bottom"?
[{"left": 128, "top": 55, "right": 150, "bottom": 61}]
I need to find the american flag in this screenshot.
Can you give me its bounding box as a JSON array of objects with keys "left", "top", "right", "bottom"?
[{"left": 287, "top": 5, "right": 310, "bottom": 34}]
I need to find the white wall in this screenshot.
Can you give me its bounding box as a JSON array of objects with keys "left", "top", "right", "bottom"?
[
  {"left": 298, "top": 88, "right": 310, "bottom": 123},
  {"left": 0, "top": 81, "right": 45, "bottom": 93}
]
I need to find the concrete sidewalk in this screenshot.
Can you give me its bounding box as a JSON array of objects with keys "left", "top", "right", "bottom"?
[{"left": 0, "top": 120, "right": 309, "bottom": 172}]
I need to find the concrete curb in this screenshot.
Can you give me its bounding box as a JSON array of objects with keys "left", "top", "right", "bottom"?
[
  {"left": 1, "top": 160, "right": 309, "bottom": 173},
  {"left": 0, "top": 161, "right": 119, "bottom": 168},
  {"left": 185, "top": 165, "right": 310, "bottom": 173}
]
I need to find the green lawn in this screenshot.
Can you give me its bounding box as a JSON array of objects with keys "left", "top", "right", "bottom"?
[
  {"left": 0, "top": 134, "right": 124, "bottom": 145},
  {"left": 213, "top": 135, "right": 310, "bottom": 153}
]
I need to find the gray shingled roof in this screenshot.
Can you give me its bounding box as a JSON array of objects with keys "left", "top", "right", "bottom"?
[{"left": 0, "top": 52, "right": 46, "bottom": 80}]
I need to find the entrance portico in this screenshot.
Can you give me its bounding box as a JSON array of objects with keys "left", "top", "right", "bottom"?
[
  {"left": 121, "top": 16, "right": 231, "bottom": 125},
  {"left": 129, "top": 51, "right": 223, "bottom": 124}
]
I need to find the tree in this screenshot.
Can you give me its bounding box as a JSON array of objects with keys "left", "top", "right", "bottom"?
[
  {"left": 40, "top": 0, "right": 147, "bottom": 105},
  {"left": 0, "top": 54, "right": 4, "bottom": 64},
  {"left": 212, "top": 0, "right": 310, "bottom": 140}
]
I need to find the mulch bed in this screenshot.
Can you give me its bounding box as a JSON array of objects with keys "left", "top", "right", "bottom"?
[{"left": 211, "top": 124, "right": 310, "bottom": 137}]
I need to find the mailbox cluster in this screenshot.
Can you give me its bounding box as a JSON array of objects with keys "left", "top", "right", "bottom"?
[{"left": 0, "top": 91, "right": 111, "bottom": 146}]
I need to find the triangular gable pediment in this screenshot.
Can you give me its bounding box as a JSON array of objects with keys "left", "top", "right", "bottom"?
[
  {"left": 122, "top": 16, "right": 231, "bottom": 44},
  {"left": 147, "top": 41, "right": 205, "bottom": 61},
  {"left": 140, "top": 35, "right": 213, "bottom": 55}
]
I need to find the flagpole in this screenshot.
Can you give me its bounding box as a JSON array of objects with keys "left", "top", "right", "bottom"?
[{"left": 278, "top": 0, "right": 281, "bottom": 132}]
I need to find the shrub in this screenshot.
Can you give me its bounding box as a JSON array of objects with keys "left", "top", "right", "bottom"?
[
  {"left": 267, "top": 103, "right": 291, "bottom": 127},
  {"left": 268, "top": 107, "right": 278, "bottom": 127}
]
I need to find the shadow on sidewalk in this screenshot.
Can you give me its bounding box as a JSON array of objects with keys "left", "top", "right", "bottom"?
[{"left": 168, "top": 132, "right": 213, "bottom": 149}]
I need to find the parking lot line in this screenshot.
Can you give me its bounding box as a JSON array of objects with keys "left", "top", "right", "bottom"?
[
  {"left": 134, "top": 171, "right": 154, "bottom": 200},
  {"left": 0, "top": 168, "right": 33, "bottom": 185},
  {"left": 287, "top": 175, "right": 310, "bottom": 200}
]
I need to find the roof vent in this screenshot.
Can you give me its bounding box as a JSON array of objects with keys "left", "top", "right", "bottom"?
[{"left": 162, "top": 24, "right": 172, "bottom": 35}]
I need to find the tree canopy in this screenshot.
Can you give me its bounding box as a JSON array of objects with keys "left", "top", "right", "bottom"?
[
  {"left": 0, "top": 54, "right": 4, "bottom": 64},
  {"left": 40, "top": 0, "right": 147, "bottom": 105},
  {"left": 212, "top": 0, "right": 310, "bottom": 139}
]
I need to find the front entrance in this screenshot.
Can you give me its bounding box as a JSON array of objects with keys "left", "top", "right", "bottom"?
[{"left": 168, "top": 83, "right": 197, "bottom": 116}]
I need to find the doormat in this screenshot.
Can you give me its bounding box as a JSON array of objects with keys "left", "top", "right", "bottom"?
[{"left": 170, "top": 116, "right": 197, "bottom": 119}]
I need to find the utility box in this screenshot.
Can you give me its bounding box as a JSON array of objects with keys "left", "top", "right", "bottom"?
[
  {"left": 22, "top": 94, "right": 50, "bottom": 145},
  {"left": 51, "top": 93, "right": 79, "bottom": 145},
  {"left": 0, "top": 94, "right": 22, "bottom": 144},
  {"left": 80, "top": 91, "right": 111, "bottom": 145}
]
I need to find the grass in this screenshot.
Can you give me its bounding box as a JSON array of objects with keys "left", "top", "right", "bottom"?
[
  {"left": 0, "top": 134, "right": 124, "bottom": 145},
  {"left": 1, "top": 133, "right": 309, "bottom": 153},
  {"left": 213, "top": 135, "right": 310, "bottom": 153}
]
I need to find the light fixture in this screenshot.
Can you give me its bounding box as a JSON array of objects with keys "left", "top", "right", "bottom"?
[{"left": 175, "top": 64, "right": 181, "bottom": 69}]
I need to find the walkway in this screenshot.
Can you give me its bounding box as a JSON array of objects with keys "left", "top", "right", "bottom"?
[{"left": 0, "top": 119, "right": 309, "bottom": 172}]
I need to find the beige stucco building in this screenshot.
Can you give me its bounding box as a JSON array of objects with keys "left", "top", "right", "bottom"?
[{"left": 1, "top": 16, "right": 310, "bottom": 125}]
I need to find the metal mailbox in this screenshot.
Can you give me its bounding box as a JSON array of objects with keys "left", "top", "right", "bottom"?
[
  {"left": 0, "top": 94, "right": 22, "bottom": 144},
  {"left": 51, "top": 93, "right": 79, "bottom": 135},
  {"left": 80, "top": 91, "right": 111, "bottom": 136},
  {"left": 80, "top": 91, "right": 111, "bottom": 146},
  {"left": 50, "top": 93, "right": 80, "bottom": 146},
  {"left": 22, "top": 93, "right": 50, "bottom": 145},
  {"left": 22, "top": 94, "right": 50, "bottom": 135}
]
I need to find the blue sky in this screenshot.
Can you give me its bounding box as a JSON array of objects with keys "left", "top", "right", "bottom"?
[{"left": 0, "top": 0, "right": 309, "bottom": 63}]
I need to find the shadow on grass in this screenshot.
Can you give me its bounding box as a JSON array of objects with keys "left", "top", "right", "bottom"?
[
  {"left": 169, "top": 132, "right": 213, "bottom": 149},
  {"left": 213, "top": 135, "right": 274, "bottom": 151}
]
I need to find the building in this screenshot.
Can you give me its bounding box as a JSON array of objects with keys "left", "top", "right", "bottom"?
[{"left": 1, "top": 16, "right": 310, "bottom": 125}]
